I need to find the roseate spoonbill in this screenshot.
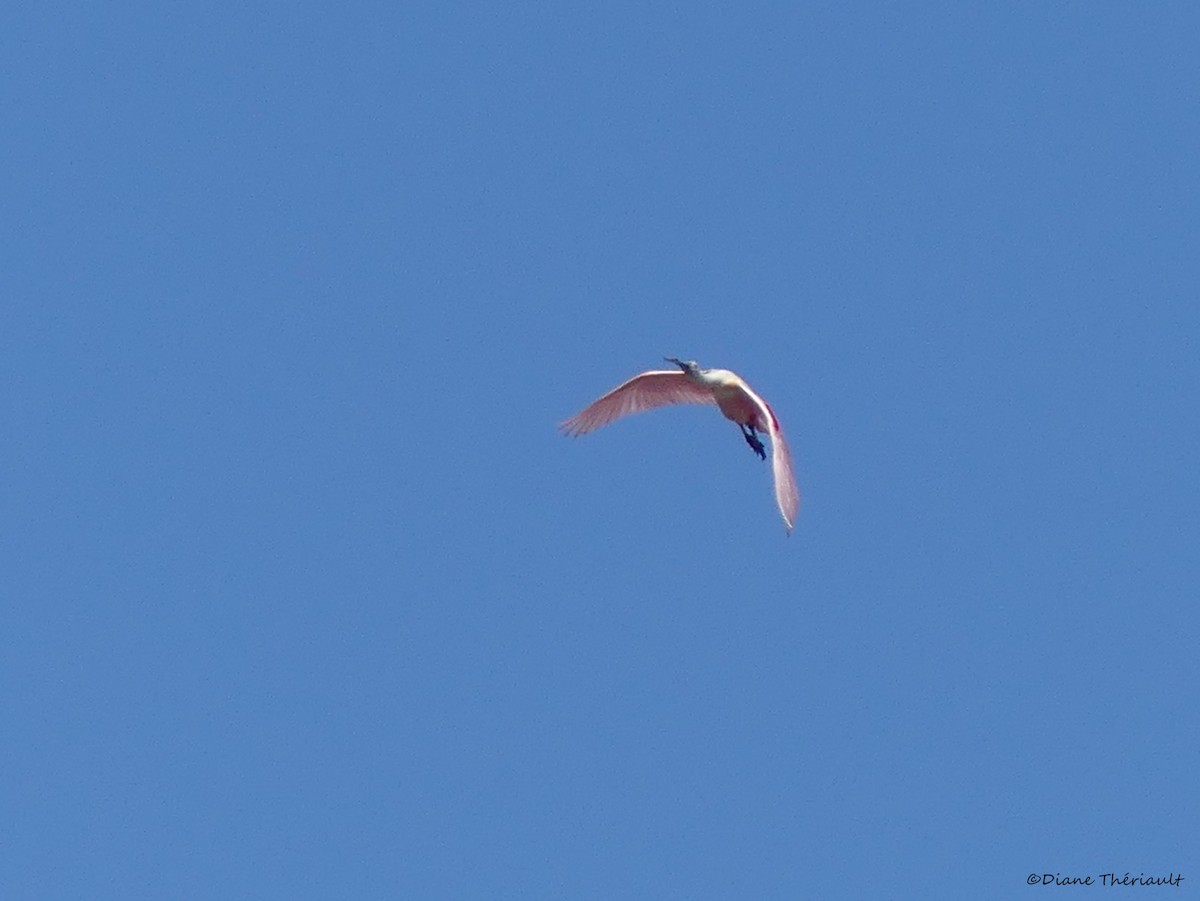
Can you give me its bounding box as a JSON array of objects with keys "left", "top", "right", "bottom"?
[{"left": 561, "top": 358, "right": 800, "bottom": 533}]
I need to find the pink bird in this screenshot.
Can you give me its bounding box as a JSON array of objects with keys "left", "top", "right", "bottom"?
[{"left": 561, "top": 358, "right": 800, "bottom": 533}]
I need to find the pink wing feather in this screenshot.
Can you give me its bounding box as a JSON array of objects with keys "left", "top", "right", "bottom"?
[
  {"left": 560, "top": 370, "right": 716, "bottom": 437},
  {"left": 767, "top": 421, "right": 800, "bottom": 534},
  {"left": 743, "top": 390, "right": 801, "bottom": 534}
]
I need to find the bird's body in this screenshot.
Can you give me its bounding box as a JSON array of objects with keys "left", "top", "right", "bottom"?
[
  {"left": 699, "top": 368, "right": 774, "bottom": 428},
  {"left": 561, "top": 359, "right": 800, "bottom": 533}
]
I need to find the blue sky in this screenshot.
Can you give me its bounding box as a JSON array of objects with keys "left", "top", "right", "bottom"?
[{"left": 3, "top": 2, "right": 1197, "bottom": 898}]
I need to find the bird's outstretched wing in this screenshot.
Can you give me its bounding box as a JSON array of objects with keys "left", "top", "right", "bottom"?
[
  {"left": 745, "top": 391, "right": 801, "bottom": 534},
  {"left": 560, "top": 370, "right": 716, "bottom": 437}
]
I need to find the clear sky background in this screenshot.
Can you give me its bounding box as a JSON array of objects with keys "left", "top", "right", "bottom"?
[{"left": 3, "top": 3, "right": 1197, "bottom": 899}]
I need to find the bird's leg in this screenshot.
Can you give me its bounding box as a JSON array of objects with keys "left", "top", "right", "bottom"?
[{"left": 740, "top": 424, "right": 767, "bottom": 460}]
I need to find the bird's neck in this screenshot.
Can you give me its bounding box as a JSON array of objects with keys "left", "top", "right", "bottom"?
[{"left": 687, "top": 367, "right": 726, "bottom": 388}]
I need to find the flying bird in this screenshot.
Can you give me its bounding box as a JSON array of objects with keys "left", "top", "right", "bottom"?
[{"left": 561, "top": 358, "right": 800, "bottom": 533}]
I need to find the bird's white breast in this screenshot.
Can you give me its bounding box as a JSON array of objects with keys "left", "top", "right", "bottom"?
[{"left": 695, "top": 368, "right": 743, "bottom": 389}]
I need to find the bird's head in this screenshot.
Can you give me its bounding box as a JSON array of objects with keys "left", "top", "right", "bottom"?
[{"left": 664, "top": 356, "right": 700, "bottom": 374}]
